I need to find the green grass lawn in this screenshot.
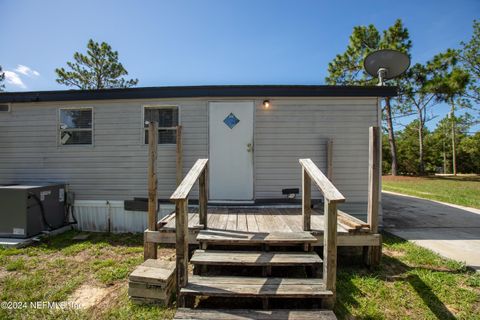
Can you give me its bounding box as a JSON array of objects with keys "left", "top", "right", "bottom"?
[
  {"left": 382, "top": 175, "right": 480, "bottom": 209},
  {"left": 0, "top": 231, "right": 478, "bottom": 319},
  {"left": 0, "top": 231, "right": 175, "bottom": 320},
  {"left": 335, "top": 233, "right": 480, "bottom": 319}
]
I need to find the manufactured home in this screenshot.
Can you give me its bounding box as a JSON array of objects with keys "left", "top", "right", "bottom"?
[{"left": 0, "top": 85, "right": 395, "bottom": 233}]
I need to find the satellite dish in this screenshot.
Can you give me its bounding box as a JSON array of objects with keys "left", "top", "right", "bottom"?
[{"left": 364, "top": 49, "right": 410, "bottom": 86}]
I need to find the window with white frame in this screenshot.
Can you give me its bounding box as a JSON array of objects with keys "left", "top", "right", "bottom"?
[
  {"left": 59, "top": 108, "right": 93, "bottom": 145},
  {"left": 144, "top": 106, "right": 178, "bottom": 144}
]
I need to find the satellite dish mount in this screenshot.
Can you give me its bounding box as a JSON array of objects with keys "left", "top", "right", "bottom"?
[{"left": 364, "top": 49, "right": 410, "bottom": 86}]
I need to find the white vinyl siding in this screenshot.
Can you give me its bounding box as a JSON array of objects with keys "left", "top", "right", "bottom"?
[
  {"left": 0, "top": 97, "right": 376, "bottom": 212},
  {"left": 254, "top": 98, "right": 378, "bottom": 204},
  {"left": 0, "top": 100, "right": 207, "bottom": 200}
]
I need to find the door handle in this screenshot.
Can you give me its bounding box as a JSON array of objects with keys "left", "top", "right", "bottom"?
[{"left": 247, "top": 143, "right": 254, "bottom": 153}]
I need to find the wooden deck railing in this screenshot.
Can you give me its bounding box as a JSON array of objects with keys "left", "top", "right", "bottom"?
[
  {"left": 299, "top": 158, "right": 345, "bottom": 305},
  {"left": 170, "top": 158, "right": 208, "bottom": 297}
]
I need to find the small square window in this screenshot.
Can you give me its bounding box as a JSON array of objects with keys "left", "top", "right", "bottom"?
[
  {"left": 144, "top": 107, "right": 178, "bottom": 144},
  {"left": 59, "top": 108, "right": 93, "bottom": 145},
  {"left": 0, "top": 104, "right": 11, "bottom": 112}
]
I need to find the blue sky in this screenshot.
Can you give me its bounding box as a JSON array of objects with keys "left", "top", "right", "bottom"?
[{"left": 0, "top": 0, "right": 478, "bottom": 131}]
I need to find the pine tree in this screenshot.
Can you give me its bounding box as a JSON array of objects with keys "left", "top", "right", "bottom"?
[
  {"left": 55, "top": 39, "right": 138, "bottom": 90},
  {"left": 427, "top": 50, "right": 470, "bottom": 175},
  {"left": 458, "top": 20, "right": 480, "bottom": 104},
  {"left": 0, "top": 65, "right": 5, "bottom": 91},
  {"left": 398, "top": 62, "right": 439, "bottom": 175},
  {"left": 326, "top": 19, "right": 412, "bottom": 176}
]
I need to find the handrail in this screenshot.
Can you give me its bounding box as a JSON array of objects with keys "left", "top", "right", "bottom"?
[
  {"left": 171, "top": 159, "right": 208, "bottom": 200},
  {"left": 170, "top": 158, "right": 208, "bottom": 307},
  {"left": 299, "top": 159, "right": 345, "bottom": 202},
  {"left": 299, "top": 158, "right": 344, "bottom": 308}
]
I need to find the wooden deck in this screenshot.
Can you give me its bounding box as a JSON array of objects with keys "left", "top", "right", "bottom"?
[{"left": 156, "top": 207, "right": 381, "bottom": 247}]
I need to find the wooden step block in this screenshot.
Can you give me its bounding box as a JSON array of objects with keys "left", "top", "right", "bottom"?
[
  {"left": 130, "top": 296, "right": 170, "bottom": 306},
  {"left": 174, "top": 308, "right": 337, "bottom": 320},
  {"left": 128, "top": 259, "right": 175, "bottom": 286},
  {"left": 196, "top": 230, "right": 317, "bottom": 246},
  {"left": 128, "top": 280, "right": 174, "bottom": 300},
  {"left": 181, "top": 276, "right": 333, "bottom": 299},
  {"left": 191, "top": 250, "right": 322, "bottom": 267},
  {"left": 128, "top": 259, "right": 176, "bottom": 306}
]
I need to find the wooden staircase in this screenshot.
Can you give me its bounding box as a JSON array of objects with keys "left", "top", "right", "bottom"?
[
  {"left": 168, "top": 159, "right": 345, "bottom": 319},
  {"left": 175, "top": 230, "right": 335, "bottom": 319}
]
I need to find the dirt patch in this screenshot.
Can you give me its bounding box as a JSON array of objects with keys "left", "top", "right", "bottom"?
[
  {"left": 89, "top": 283, "right": 126, "bottom": 318},
  {"left": 157, "top": 248, "right": 176, "bottom": 262},
  {"left": 0, "top": 269, "right": 9, "bottom": 279},
  {"left": 68, "top": 283, "right": 115, "bottom": 309},
  {"left": 72, "top": 250, "right": 91, "bottom": 263},
  {"left": 383, "top": 248, "right": 406, "bottom": 258}
]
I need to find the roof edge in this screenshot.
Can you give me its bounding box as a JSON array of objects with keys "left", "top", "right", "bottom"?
[{"left": 0, "top": 85, "right": 397, "bottom": 103}]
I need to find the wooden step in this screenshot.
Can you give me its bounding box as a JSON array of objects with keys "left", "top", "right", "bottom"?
[
  {"left": 174, "top": 308, "right": 337, "bottom": 320},
  {"left": 196, "top": 230, "right": 317, "bottom": 246},
  {"left": 191, "top": 250, "right": 322, "bottom": 267},
  {"left": 180, "top": 276, "right": 333, "bottom": 299}
]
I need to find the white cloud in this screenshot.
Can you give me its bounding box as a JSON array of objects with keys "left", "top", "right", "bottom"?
[
  {"left": 4, "top": 71, "right": 27, "bottom": 89},
  {"left": 14, "top": 65, "right": 40, "bottom": 77}
]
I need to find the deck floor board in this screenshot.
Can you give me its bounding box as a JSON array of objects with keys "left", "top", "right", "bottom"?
[
  {"left": 158, "top": 207, "right": 379, "bottom": 247},
  {"left": 246, "top": 212, "right": 259, "bottom": 232},
  {"left": 162, "top": 207, "right": 363, "bottom": 234},
  {"left": 237, "top": 211, "right": 248, "bottom": 232}
]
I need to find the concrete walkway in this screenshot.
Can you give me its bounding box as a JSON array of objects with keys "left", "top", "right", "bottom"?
[{"left": 382, "top": 191, "right": 480, "bottom": 271}]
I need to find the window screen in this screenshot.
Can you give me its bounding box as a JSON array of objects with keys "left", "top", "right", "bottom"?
[
  {"left": 59, "top": 108, "right": 93, "bottom": 145},
  {"left": 144, "top": 107, "right": 178, "bottom": 144}
]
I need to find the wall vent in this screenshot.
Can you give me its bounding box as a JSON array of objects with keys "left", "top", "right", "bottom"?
[{"left": 0, "top": 104, "right": 11, "bottom": 112}]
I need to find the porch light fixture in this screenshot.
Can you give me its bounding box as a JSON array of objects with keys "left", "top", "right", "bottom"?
[{"left": 263, "top": 100, "right": 270, "bottom": 109}]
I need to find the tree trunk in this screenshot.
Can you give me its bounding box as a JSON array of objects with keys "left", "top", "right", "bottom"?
[
  {"left": 451, "top": 101, "right": 457, "bottom": 176},
  {"left": 418, "top": 120, "right": 425, "bottom": 175},
  {"left": 417, "top": 106, "right": 425, "bottom": 176},
  {"left": 384, "top": 97, "right": 398, "bottom": 175}
]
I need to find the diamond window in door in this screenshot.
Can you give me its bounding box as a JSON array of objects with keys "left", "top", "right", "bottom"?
[{"left": 223, "top": 113, "right": 240, "bottom": 129}]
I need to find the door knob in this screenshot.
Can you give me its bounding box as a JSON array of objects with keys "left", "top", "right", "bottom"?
[{"left": 247, "top": 143, "right": 254, "bottom": 153}]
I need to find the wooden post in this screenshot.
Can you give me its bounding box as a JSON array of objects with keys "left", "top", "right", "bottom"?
[
  {"left": 176, "top": 125, "right": 183, "bottom": 187},
  {"left": 175, "top": 198, "right": 189, "bottom": 306},
  {"left": 144, "top": 121, "right": 158, "bottom": 261},
  {"left": 323, "top": 200, "right": 337, "bottom": 308},
  {"left": 199, "top": 163, "right": 208, "bottom": 228},
  {"left": 302, "top": 168, "right": 311, "bottom": 231},
  {"left": 327, "top": 139, "right": 333, "bottom": 181},
  {"left": 365, "top": 126, "right": 381, "bottom": 266}
]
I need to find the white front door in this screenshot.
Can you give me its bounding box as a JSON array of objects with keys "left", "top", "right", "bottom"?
[{"left": 209, "top": 101, "right": 254, "bottom": 201}]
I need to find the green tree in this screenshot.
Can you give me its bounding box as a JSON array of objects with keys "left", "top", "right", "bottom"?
[
  {"left": 458, "top": 132, "right": 480, "bottom": 173},
  {"left": 398, "top": 62, "right": 439, "bottom": 174},
  {"left": 396, "top": 120, "right": 431, "bottom": 175},
  {"left": 396, "top": 121, "right": 418, "bottom": 174},
  {"left": 382, "top": 132, "right": 392, "bottom": 174},
  {"left": 430, "top": 113, "right": 475, "bottom": 174},
  {"left": 55, "top": 39, "right": 138, "bottom": 90},
  {"left": 0, "top": 65, "right": 5, "bottom": 91},
  {"left": 458, "top": 20, "right": 480, "bottom": 104},
  {"left": 427, "top": 50, "right": 470, "bottom": 175},
  {"left": 326, "top": 19, "right": 412, "bottom": 176}
]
